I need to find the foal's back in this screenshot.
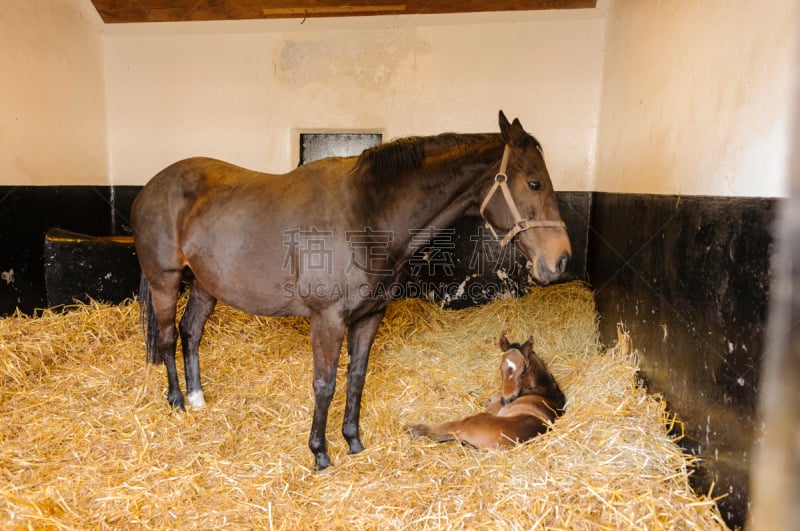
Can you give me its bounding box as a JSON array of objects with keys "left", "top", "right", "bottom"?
[{"left": 495, "top": 394, "right": 558, "bottom": 422}]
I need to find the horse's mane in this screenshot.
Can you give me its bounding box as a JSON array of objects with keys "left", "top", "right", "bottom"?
[{"left": 354, "top": 133, "right": 501, "bottom": 183}]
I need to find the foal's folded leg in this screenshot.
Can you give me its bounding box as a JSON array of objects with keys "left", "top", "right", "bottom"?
[{"left": 485, "top": 395, "right": 503, "bottom": 415}]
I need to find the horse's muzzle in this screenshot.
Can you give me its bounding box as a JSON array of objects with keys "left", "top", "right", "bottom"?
[{"left": 537, "top": 252, "right": 570, "bottom": 284}]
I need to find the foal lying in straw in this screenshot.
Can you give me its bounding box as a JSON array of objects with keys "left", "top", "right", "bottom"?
[{"left": 408, "top": 334, "right": 565, "bottom": 448}]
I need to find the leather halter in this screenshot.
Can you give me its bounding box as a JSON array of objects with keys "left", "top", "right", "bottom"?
[{"left": 479, "top": 145, "right": 567, "bottom": 247}]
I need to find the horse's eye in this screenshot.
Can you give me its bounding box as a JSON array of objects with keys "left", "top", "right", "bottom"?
[{"left": 528, "top": 181, "right": 541, "bottom": 191}]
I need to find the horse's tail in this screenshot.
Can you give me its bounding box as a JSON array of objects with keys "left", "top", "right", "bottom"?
[{"left": 138, "top": 274, "right": 163, "bottom": 365}]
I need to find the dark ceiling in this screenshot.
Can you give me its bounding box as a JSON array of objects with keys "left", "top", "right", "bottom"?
[{"left": 90, "top": 0, "right": 596, "bottom": 23}]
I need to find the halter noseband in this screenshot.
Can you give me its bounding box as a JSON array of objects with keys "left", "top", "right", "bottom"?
[{"left": 479, "top": 145, "right": 567, "bottom": 247}]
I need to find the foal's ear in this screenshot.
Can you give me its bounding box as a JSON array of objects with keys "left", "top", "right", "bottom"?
[
  {"left": 521, "top": 336, "right": 535, "bottom": 355},
  {"left": 498, "top": 110, "right": 528, "bottom": 147},
  {"left": 498, "top": 332, "right": 511, "bottom": 352}
]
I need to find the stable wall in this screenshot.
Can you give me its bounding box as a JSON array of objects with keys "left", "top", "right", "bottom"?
[
  {"left": 0, "top": 0, "right": 111, "bottom": 313},
  {"left": 595, "top": 0, "right": 795, "bottom": 197},
  {"left": 102, "top": 10, "right": 605, "bottom": 188},
  {"left": 589, "top": 1, "right": 797, "bottom": 526},
  {"left": 0, "top": 0, "right": 108, "bottom": 186}
]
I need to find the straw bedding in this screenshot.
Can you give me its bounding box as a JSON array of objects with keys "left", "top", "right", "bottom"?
[{"left": 0, "top": 282, "right": 727, "bottom": 529}]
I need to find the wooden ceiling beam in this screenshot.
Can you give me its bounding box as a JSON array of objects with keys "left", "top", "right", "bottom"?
[{"left": 90, "top": 0, "right": 596, "bottom": 24}]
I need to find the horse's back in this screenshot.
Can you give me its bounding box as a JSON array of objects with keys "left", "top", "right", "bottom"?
[
  {"left": 135, "top": 156, "right": 357, "bottom": 216},
  {"left": 135, "top": 157, "right": 275, "bottom": 205},
  {"left": 131, "top": 156, "right": 366, "bottom": 317},
  {"left": 132, "top": 158, "right": 241, "bottom": 229}
]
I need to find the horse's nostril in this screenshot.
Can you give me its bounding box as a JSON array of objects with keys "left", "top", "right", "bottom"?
[
  {"left": 537, "top": 253, "right": 570, "bottom": 284},
  {"left": 557, "top": 253, "right": 570, "bottom": 275}
]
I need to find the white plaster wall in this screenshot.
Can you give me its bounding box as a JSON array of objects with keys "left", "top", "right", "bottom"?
[
  {"left": 595, "top": 0, "right": 798, "bottom": 197},
  {"left": 4, "top": 2, "right": 793, "bottom": 197},
  {"left": 103, "top": 10, "right": 605, "bottom": 188},
  {"left": 0, "top": 0, "right": 108, "bottom": 185}
]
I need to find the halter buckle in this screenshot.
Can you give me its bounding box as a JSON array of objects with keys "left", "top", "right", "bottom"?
[{"left": 494, "top": 173, "right": 508, "bottom": 183}]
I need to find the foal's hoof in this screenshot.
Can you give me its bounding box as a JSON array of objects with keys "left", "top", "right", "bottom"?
[{"left": 406, "top": 424, "right": 427, "bottom": 438}]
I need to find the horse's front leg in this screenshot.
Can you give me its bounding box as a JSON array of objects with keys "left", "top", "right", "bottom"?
[
  {"left": 343, "top": 308, "right": 386, "bottom": 454},
  {"left": 308, "top": 308, "right": 346, "bottom": 470},
  {"left": 179, "top": 281, "right": 217, "bottom": 408}
]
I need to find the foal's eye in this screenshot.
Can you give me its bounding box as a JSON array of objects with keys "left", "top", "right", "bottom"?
[{"left": 528, "top": 181, "right": 542, "bottom": 191}]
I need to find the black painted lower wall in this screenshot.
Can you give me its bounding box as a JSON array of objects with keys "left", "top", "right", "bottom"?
[
  {"left": 0, "top": 186, "right": 140, "bottom": 315},
  {"left": 588, "top": 192, "right": 777, "bottom": 529},
  {"left": 0, "top": 186, "right": 590, "bottom": 314},
  {"left": 0, "top": 186, "right": 776, "bottom": 529}
]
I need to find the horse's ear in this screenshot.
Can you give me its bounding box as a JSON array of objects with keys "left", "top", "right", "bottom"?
[
  {"left": 498, "top": 110, "right": 528, "bottom": 147},
  {"left": 499, "top": 110, "right": 510, "bottom": 134},
  {"left": 499, "top": 332, "right": 511, "bottom": 352}
]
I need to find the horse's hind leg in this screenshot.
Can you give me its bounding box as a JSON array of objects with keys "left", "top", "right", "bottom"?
[
  {"left": 179, "top": 280, "right": 217, "bottom": 408},
  {"left": 146, "top": 272, "right": 185, "bottom": 409},
  {"left": 343, "top": 308, "right": 386, "bottom": 455}
]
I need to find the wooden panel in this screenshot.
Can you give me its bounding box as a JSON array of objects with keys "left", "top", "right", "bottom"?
[{"left": 90, "top": 0, "right": 596, "bottom": 23}]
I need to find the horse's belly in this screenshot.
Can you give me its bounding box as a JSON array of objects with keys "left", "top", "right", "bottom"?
[
  {"left": 186, "top": 250, "right": 378, "bottom": 318},
  {"left": 204, "top": 272, "right": 310, "bottom": 317},
  {"left": 182, "top": 247, "right": 306, "bottom": 316},
  {"left": 180, "top": 204, "right": 382, "bottom": 317}
]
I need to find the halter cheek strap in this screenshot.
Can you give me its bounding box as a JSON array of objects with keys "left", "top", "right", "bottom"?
[{"left": 479, "top": 145, "right": 567, "bottom": 247}]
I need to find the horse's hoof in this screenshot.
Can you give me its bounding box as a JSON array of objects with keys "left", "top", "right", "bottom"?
[
  {"left": 314, "top": 454, "right": 332, "bottom": 471},
  {"left": 347, "top": 439, "right": 365, "bottom": 454},
  {"left": 168, "top": 393, "right": 185, "bottom": 410},
  {"left": 187, "top": 390, "right": 206, "bottom": 408}
]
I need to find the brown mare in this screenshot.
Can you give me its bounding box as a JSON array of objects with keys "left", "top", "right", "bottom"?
[
  {"left": 408, "top": 334, "right": 565, "bottom": 448},
  {"left": 130, "top": 111, "right": 571, "bottom": 470}
]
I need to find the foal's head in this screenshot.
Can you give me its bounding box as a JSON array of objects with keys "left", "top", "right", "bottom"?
[
  {"left": 498, "top": 333, "right": 566, "bottom": 413},
  {"left": 499, "top": 348, "right": 528, "bottom": 405}
]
